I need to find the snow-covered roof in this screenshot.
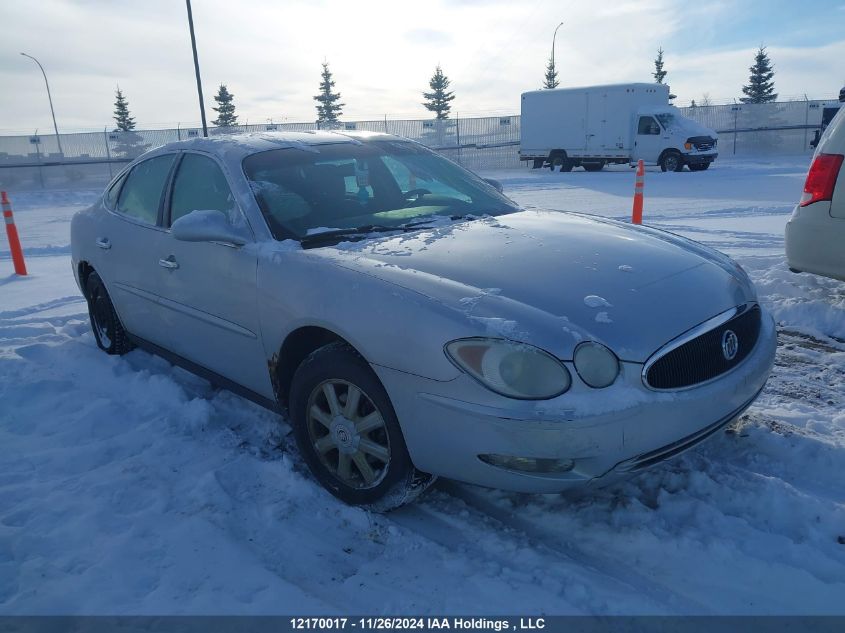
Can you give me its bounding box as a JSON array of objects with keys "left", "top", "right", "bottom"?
[{"left": 151, "top": 130, "right": 398, "bottom": 162}]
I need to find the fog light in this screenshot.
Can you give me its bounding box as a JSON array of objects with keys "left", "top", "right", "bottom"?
[{"left": 479, "top": 454, "right": 575, "bottom": 473}]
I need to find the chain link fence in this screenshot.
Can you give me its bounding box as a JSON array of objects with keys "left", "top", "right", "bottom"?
[{"left": 1, "top": 99, "right": 839, "bottom": 191}]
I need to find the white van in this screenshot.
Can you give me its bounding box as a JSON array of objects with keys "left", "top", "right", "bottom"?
[{"left": 520, "top": 83, "right": 719, "bottom": 172}]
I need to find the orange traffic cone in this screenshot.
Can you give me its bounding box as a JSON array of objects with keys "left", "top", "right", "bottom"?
[
  {"left": 631, "top": 160, "right": 644, "bottom": 225},
  {"left": 2, "top": 191, "right": 27, "bottom": 276}
]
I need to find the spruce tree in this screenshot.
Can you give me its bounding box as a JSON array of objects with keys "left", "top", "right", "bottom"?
[
  {"left": 653, "top": 47, "right": 676, "bottom": 100},
  {"left": 740, "top": 46, "right": 777, "bottom": 104},
  {"left": 113, "top": 87, "right": 136, "bottom": 131},
  {"left": 211, "top": 84, "right": 239, "bottom": 127},
  {"left": 313, "top": 62, "right": 344, "bottom": 127},
  {"left": 543, "top": 54, "right": 559, "bottom": 89},
  {"left": 110, "top": 86, "right": 148, "bottom": 158},
  {"left": 422, "top": 65, "right": 455, "bottom": 119}
]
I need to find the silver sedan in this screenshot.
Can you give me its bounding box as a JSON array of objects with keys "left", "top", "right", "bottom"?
[{"left": 71, "top": 131, "right": 776, "bottom": 509}]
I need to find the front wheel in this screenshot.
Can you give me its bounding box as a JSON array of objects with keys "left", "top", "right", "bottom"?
[
  {"left": 289, "top": 342, "right": 434, "bottom": 510},
  {"left": 659, "top": 151, "right": 683, "bottom": 172}
]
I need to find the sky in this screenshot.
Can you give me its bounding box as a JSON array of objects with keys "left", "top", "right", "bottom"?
[{"left": 0, "top": 0, "right": 844, "bottom": 134}]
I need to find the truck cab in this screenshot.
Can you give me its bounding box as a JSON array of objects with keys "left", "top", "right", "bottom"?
[{"left": 633, "top": 106, "right": 718, "bottom": 171}]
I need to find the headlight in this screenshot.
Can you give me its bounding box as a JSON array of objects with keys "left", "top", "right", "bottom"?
[
  {"left": 573, "top": 342, "right": 619, "bottom": 388},
  {"left": 445, "top": 338, "right": 571, "bottom": 400}
]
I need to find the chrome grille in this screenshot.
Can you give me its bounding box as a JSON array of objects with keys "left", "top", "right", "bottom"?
[{"left": 644, "top": 304, "right": 761, "bottom": 390}]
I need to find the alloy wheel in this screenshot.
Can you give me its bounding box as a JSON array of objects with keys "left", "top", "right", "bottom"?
[{"left": 306, "top": 379, "right": 391, "bottom": 489}]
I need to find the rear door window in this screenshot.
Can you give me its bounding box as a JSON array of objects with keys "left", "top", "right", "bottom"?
[
  {"left": 169, "top": 153, "right": 237, "bottom": 225},
  {"left": 116, "top": 154, "right": 176, "bottom": 224}
]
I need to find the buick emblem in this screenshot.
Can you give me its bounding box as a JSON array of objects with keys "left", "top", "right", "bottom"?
[{"left": 721, "top": 330, "right": 739, "bottom": 361}]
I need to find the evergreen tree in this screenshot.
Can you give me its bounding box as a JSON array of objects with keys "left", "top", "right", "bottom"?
[
  {"left": 313, "top": 62, "right": 344, "bottom": 127},
  {"left": 422, "top": 65, "right": 455, "bottom": 119},
  {"left": 653, "top": 47, "right": 676, "bottom": 100},
  {"left": 211, "top": 84, "right": 239, "bottom": 127},
  {"left": 690, "top": 99, "right": 697, "bottom": 108},
  {"left": 113, "top": 87, "right": 136, "bottom": 131},
  {"left": 110, "top": 86, "right": 148, "bottom": 158},
  {"left": 543, "top": 53, "right": 559, "bottom": 89},
  {"left": 740, "top": 46, "right": 778, "bottom": 104}
]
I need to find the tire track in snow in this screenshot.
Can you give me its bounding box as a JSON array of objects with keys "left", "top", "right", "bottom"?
[{"left": 390, "top": 483, "right": 710, "bottom": 614}]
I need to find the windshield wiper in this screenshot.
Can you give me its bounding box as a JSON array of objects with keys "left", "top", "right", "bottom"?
[
  {"left": 299, "top": 224, "right": 416, "bottom": 247},
  {"left": 299, "top": 217, "right": 473, "bottom": 247}
]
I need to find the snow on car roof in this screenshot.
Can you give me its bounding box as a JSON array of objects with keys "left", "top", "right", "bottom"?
[{"left": 147, "top": 130, "right": 400, "bottom": 163}]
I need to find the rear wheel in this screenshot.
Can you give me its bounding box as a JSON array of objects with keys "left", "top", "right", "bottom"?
[
  {"left": 85, "top": 272, "right": 133, "bottom": 355},
  {"left": 289, "top": 342, "right": 434, "bottom": 510},
  {"left": 689, "top": 163, "right": 710, "bottom": 172},
  {"left": 659, "top": 151, "right": 683, "bottom": 172}
]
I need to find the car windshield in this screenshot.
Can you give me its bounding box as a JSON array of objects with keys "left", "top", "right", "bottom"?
[{"left": 242, "top": 140, "right": 520, "bottom": 242}]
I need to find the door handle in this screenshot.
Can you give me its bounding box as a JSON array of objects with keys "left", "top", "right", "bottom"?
[
  {"left": 96, "top": 238, "right": 111, "bottom": 250},
  {"left": 158, "top": 256, "right": 179, "bottom": 270}
]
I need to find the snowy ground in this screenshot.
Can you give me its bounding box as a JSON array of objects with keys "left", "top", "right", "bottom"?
[{"left": 1, "top": 155, "right": 844, "bottom": 615}]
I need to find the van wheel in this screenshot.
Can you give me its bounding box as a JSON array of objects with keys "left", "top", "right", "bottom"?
[
  {"left": 85, "top": 272, "right": 133, "bottom": 355},
  {"left": 289, "top": 342, "right": 435, "bottom": 511},
  {"left": 660, "top": 151, "right": 683, "bottom": 172},
  {"left": 689, "top": 163, "right": 710, "bottom": 172}
]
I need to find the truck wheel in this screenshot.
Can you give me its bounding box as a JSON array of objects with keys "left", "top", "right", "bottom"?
[
  {"left": 532, "top": 159, "right": 544, "bottom": 169},
  {"left": 689, "top": 163, "right": 710, "bottom": 172},
  {"left": 559, "top": 160, "right": 573, "bottom": 172},
  {"left": 660, "top": 151, "right": 683, "bottom": 172},
  {"left": 582, "top": 161, "right": 605, "bottom": 172},
  {"left": 548, "top": 151, "right": 567, "bottom": 172}
]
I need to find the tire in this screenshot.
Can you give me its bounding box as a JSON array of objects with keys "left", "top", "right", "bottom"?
[
  {"left": 85, "top": 271, "right": 133, "bottom": 355},
  {"left": 532, "top": 159, "right": 544, "bottom": 169},
  {"left": 689, "top": 163, "right": 710, "bottom": 172},
  {"left": 289, "top": 342, "right": 434, "bottom": 510},
  {"left": 659, "top": 151, "right": 683, "bottom": 172},
  {"left": 549, "top": 151, "right": 569, "bottom": 172},
  {"left": 582, "top": 161, "right": 605, "bottom": 172}
]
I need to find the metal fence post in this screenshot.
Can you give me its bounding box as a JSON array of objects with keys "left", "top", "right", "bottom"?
[
  {"left": 803, "top": 97, "right": 809, "bottom": 150},
  {"left": 103, "top": 127, "right": 113, "bottom": 179}
]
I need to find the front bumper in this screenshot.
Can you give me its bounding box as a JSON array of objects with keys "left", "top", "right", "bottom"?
[
  {"left": 683, "top": 152, "right": 718, "bottom": 165},
  {"left": 375, "top": 308, "right": 776, "bottom": 493}
]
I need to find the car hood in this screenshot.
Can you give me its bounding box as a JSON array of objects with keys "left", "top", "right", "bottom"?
[{"left": 312, "top": 210, "right": 754, "bottom": 362}]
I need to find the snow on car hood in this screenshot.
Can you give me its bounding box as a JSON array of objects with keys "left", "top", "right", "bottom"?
[{"left": 315, "top": 210, "right": 754, "bottom": 362}]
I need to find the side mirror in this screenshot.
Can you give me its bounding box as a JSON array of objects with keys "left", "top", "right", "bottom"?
[
  {"left": 171, "top": 209, "right": 249, "bottom": 246},
  {"left": 483, "top": 178, "right": 504, "bottom": 193}
]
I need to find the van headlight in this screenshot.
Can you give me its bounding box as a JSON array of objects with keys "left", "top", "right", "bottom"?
[
  {"left": 573, "top": 342, "right": 620, "bottom": 388},
  {"left": 445, "top": 338, "right": 571, "bottom": 400}
]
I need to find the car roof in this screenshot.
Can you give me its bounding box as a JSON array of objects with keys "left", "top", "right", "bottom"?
[{"left": 145, "top": 129, "right": 402, "bottom": 163}]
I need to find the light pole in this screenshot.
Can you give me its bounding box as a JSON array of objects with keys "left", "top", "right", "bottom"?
[
  {"left": 185, "top": 0, "right": 209, "bottom": 138},
  {"left": 20, "top": 52, "right": 63, "bottom": 155},
  {"left": 551, "top": 21, "right": 564, "bottom": 76}
]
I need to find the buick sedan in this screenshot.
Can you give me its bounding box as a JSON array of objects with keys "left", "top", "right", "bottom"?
[{"left": 71, "top": 131, "right": 776, "bottom": 509}]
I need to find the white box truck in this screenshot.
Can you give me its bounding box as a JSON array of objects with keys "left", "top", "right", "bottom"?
[{"left": 520, "top": 83, "right": 718, "bottom": 172}]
